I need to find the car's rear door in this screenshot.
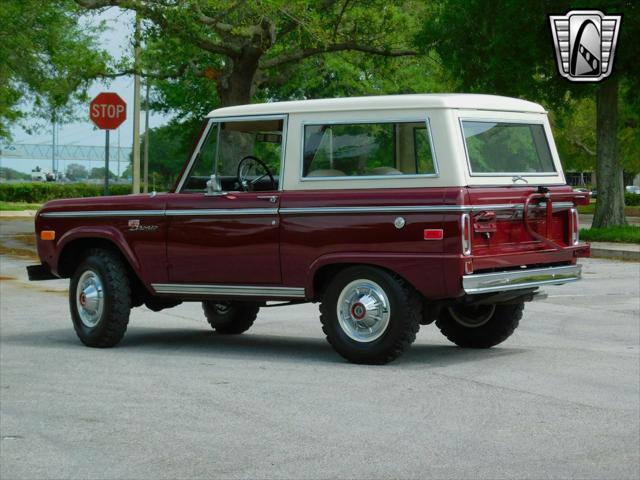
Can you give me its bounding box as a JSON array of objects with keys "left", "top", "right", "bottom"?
[{"left": 457, "top": 112, "right": 587, "bottom": 268}]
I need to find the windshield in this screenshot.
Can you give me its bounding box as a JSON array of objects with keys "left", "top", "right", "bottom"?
[{"left": 462, "top": 121, "right": 555, "bottom": 175}]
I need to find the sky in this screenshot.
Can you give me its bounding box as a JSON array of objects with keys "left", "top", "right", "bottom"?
[{"left": 2, "top": 7, "right": 172, "bottom": 174}]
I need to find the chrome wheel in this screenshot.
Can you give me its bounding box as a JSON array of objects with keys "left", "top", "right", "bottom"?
[
  {"left": 448, "top": 304, "right": 496, "bottom": 328},
  {"left": 76, "top": 270, "right": 104, "bottom": 328},
  {"left": 336, "top": 279, "right": 391, "bottom": 343}
]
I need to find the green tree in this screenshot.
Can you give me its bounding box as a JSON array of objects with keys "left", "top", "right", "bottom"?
[
  {"left": 0, "top": 167, "right": 30, "bottom": 181},
  {"left": 0, "top": 0, "right": 109, "bottom": 138},
  {"left": 76, "top": 0, "right": 424, "bottom": 108},
  {"left": 65, "top": 163, "right": 89, "bottom": 181},
  {"left": 89, "top": 166, "right": 116, "bottom": 179},
  {"left": 138, "top": 119, "right": 203, "bottom": 189},
  {"left": 417, "top": 0, "right": 640, "bottom": 227},
  {"left": 554, "top": 86, "right": 640, "bottom": 177}
]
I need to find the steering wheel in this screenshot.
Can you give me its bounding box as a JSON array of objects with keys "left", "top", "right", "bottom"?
[{"left": 236, "top": 155, "right": 276, "bottom": 192}]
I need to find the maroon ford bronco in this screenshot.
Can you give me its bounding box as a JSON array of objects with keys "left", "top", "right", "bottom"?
[{"left": 28, "top": 95, "right": 590, "bottom": 364}]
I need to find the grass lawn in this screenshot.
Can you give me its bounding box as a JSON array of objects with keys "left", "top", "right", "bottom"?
[
  {"left": 577, "top": 203, "right": 640, "bottom": 216},
  {"left": 0, "top": 201, "right": 42, "bottom": 211},
  {"left": 580, "top": 225, "right": 640, "bottom": 244}
]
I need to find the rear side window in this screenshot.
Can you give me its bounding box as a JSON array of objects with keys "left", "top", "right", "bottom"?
[
  {"left": 462, "top": 121, "right": 555, "bottom": 174},
  {"left": 302, "top": 121, "right": 437, "bottom": 178}
]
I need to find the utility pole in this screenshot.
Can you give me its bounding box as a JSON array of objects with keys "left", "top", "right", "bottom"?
[
  {"left": 132, "top": 14, "right": 141, "bottom": 193},
  {"left": 56, "top": 120, "right": 60, "bottom": 178},
  {"left": 51, "top": 114, "right": 56, "bottom": 175},
  {"left": 143, "top": 79, "right": 150, "bottom": 193}
]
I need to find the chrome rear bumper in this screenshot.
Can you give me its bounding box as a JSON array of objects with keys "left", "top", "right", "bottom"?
[{"left": 463, "top": 265, "right": 582, "bottom": 294}]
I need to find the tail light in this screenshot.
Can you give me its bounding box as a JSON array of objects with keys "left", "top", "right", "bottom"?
[
  {"left": 570, "top": 207, "right": 579, "bottom": 245},
  {"left": 461, "top": 213, "right": 472, "bottom": 255}
]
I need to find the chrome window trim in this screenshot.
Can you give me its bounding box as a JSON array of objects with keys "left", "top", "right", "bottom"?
[
  {"left": 212, "top": 114, "right": 288, "bottom": 193},
  {"left": 458, "top": 117, "right": 559, "bottom": 177},
  {"left": 177, "top": 114, "right": 288, "bottom": 194},
  {"left": 207, "top": 114, "right": 288, "bottom": 123},
  {"left": 152, "top": 283, "right": 305, "bottom": 298},
  {"left": 213, "top": 120, "right": 222, "bottom": 181},
  {"left": 463, "top": 265, "right": 582, "bottom": 294},
  {"left": 299, "top": 116, "right": 440, "bottom": 181},
  {"left": 278, "top": 115, "right": 288, "bottom": 192}
]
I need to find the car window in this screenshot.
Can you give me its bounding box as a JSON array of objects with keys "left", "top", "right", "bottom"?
[
  {"left": 181, "top": 119, "right": 283, "bottom": 192},
  {"left": 462, "top": 121, "right": 555, "bottom": 174},
  {"left": 181, "top": 122, "right": 219, "bottom": 192},
  {"left": 217, "top": 119, "right": 283, "bottom": 190},
  {"left": 302, "top": 121, "right": 436, "bottom": 178}
]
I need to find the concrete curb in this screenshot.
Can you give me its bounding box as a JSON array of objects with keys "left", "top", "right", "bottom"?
[
  {"left": 589, "top": 243, "right": 640, "bottom": 262},
  {"left": 0, "top": 210, "right": 38, "bottom": 218}
]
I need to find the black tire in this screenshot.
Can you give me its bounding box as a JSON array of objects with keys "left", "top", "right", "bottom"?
[
  {"left": 202, "top": 301, "right": 259, "bottom": 334},
  {"left": 436, "top": 302, "right": 523, "bottom": 348},
  {"left": 69, "top": 248, "right": 131, "bottom": 348},
  {"left": 319, "top": 266, "right": 421, "bottom": 365}
]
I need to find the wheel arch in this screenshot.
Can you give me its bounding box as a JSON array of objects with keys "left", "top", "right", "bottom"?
[
  {"left": 56, "top": 234, "right": 151, "bottom": 305},
  {"left": 309, "top": 258, "right": 418, "bottom": 301}
]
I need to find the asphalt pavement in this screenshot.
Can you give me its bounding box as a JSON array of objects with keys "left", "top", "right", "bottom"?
[{"left": 1, "top": 228, "right": 639, "bottom": 478}]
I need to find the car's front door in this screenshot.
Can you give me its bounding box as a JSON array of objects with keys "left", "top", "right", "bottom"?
[{"left": 165, "top": 117, "right": 285, "bottom": 285}]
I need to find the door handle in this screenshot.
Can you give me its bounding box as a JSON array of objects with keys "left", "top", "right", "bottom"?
[{"left": 257, "top": 195, "right": 278, "bottom": 203}]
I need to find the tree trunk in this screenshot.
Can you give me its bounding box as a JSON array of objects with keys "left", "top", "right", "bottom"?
[
  {"left": 218, "top": 73, "right": 253, "bottom": 107},
  {"left": 217, "top": 52, "right": 260, "bottom": 107},
  {"left": 592, "top": 77, "right": 626, "bottom": 228}
]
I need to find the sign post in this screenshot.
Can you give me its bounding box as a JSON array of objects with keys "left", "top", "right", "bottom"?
[
  {"left": 89, "top": 92, "right": 127, "bottom": 195},
  {"left": 104, "top": 130, "right": 110, "bottom": 196}
]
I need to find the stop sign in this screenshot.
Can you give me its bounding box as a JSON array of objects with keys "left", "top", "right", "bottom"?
[{"left": 90, "top": 92, "right": 126, "bottom": 130}]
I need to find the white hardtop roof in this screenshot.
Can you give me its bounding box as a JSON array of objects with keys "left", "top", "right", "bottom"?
[{"left": 207, "top": 94, "right": 546, "bottom": 118}]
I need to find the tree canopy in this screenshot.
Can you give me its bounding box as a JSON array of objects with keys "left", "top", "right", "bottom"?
[
  {"left": 417, "top": 0, "right": 640, "bottom": 227},
  {"left": 76, "top": 0, "right": 428, "bottom": 107},
  {"left": 0, "top": 0, "right": 109, "bottom": 138}
]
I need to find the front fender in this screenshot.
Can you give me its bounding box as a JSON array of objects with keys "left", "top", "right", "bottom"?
[{"left": 52, "top": 226, "right": 141, "bottom": 277}]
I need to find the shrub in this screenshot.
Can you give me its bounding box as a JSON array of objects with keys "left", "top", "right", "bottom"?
[
  {"left": 0, "top": 183, "right": 132, "bottom": 203},
  {"left": 580, "top": 225, "right": 640, "bottom": 244},
  {"left": 624, "top": 192, "right": 640, "bottom": 206}
]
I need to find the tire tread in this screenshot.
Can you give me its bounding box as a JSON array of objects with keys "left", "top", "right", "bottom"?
[
  {"left": 319, "top": 268, "right": 421, "bottom": 364},
  {"left": 71, "top": 248, "right": 131, "bottom": 348},
  {"left": 436, "top": 302, "right": 523, "bottom": 348},
  {"left": 202, "top": 302, "right": 259, "bottom": 334}
]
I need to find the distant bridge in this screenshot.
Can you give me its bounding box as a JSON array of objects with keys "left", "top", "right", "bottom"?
[
  {"left": 1, "top": 143, "right": 132, "bottom": 163},
  {"left": 0, "top": 143, "right": 133, "bottom": 175}
]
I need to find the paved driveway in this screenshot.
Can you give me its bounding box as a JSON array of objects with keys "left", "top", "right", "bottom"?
[{"left": 1, "top": 251, "right": 638, "bottom": 479}]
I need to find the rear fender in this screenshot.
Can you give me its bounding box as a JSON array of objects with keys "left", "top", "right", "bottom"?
[{"left": 306, "top": 252, "right": 446, "bottom": 300}]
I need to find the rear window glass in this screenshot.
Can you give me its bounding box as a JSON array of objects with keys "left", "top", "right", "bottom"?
[
  {"left": 462, "top": 121, "right": 555, "bottom": 174},
  {"left": 302, "top": 121, "right": 436, "bottom": 178}
]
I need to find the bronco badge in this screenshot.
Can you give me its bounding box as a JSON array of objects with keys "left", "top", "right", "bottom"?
[
  {"left": 128, "top": 219, "right": 159, "bottom": 232},
  {"left": 549, "top": 10, "right": 622, "bottom": 82}
]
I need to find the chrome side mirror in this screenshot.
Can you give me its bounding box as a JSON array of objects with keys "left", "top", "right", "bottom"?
[{"left": 206, "top": 174, "right": 222, "bottom": 195}]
